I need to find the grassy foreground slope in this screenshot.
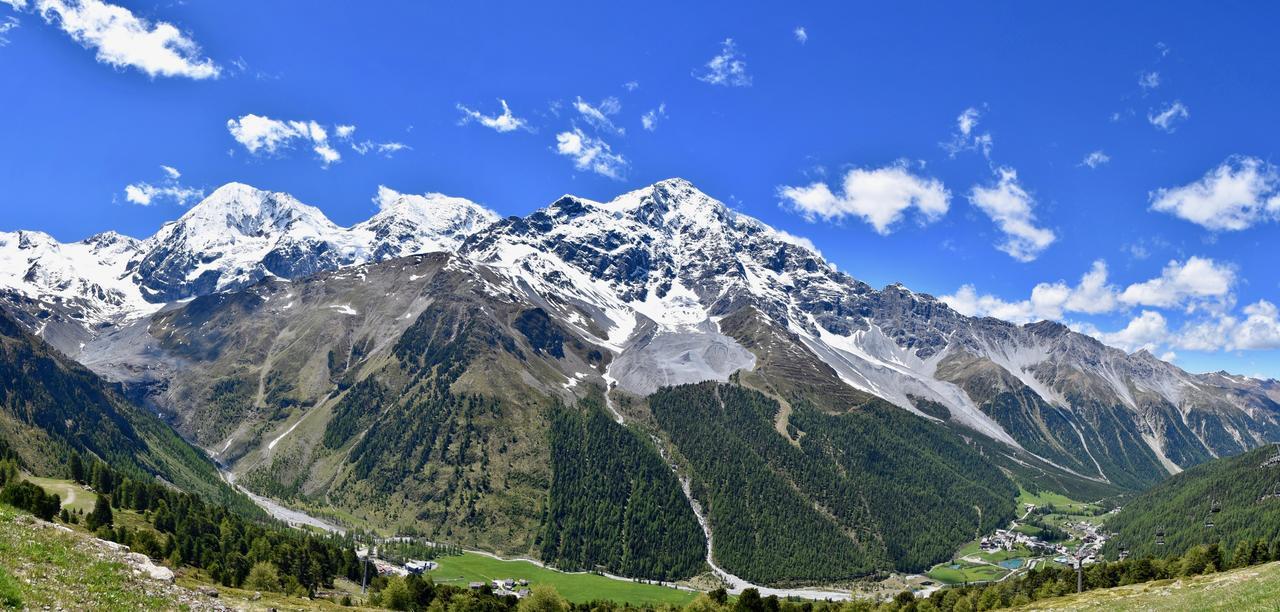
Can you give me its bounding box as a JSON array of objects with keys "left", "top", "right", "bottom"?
[{"left": 1012, "top": 560, "right": 1280, "bottom": 611}]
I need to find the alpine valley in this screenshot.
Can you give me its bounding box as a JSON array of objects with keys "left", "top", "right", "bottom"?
[{"left": 4, "top": 178, "right": 1280, "bottom": 587}]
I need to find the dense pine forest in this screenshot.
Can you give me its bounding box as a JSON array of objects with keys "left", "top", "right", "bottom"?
[
  {"left": 649, "top": 381, "right": 1016, "bottom": 584},
  {"left": 540, "top": 394, "right": 706, "bottom": 580},
  {"left": 1107, "top": 443, "right": 1280, "bottom": 560}
]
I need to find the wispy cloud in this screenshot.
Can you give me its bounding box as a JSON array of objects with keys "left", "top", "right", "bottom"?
[
  {"left": 641, "top": 103, "right": 667, "bottom": 132},
  {"left": 554, "top": 128, "right": 627, "bottom": 180},
  {"left": 794, "top": 26, "right": 807, "bottom": 44},
  {"left": 1138, "top": 71, "right": 1160, "bottom": 90},
  {"left": 778, "top": 162, "right": 951, "bottom": 235},
  {"left": 968, "top": 167, "right": 1056, "bottom": 262},
  {"left": 11, "top": 0, "right": 219, "bottom": 79},
  {"left": 693, "top": 38, "right": 751, "bottom": 87},
  {"left": 1148, "top": 100, "right": 1189, "bottom": 132},
  {"left": 123, "top": 165, "right": 203, "bottom": 206},
  {"left": 456, "top": 99, "right": 529, "bottom": 133},
  {"left": 0, "top": 15, "right": 18, "bottom": 46},
  {"left": 1080, "top": 150, "right": 1111, "bottom": 169},
  {"left": 573, "top": 96, "right": 623, "bottom": 135},
  {"left": 941, "top": 106, "right": 993, "bottom": 158}
]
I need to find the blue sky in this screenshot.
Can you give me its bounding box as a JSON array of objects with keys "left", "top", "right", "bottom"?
[{"left": 2, "top": 1, "right": 1279, "bottom": 377}]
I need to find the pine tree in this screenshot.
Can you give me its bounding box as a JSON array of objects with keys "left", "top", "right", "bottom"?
[
  {"left": 68, "top": 452, "right": 85, "bottom": 484},
  {"left": 87, "top": 494, "right": 114, "bottom": 530}
]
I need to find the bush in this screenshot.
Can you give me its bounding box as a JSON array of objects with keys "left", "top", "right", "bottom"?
[
  {"left": 243, "top": 561, "right": 281, "bottom": 593},
  {"left": 518, "top": 585, "right": 568, "bottom": 612}
]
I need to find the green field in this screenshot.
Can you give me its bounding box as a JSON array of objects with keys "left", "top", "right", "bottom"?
[
  {"left": 925, "top": 560, "right": 1008, "bottom": 584},
  {"left": 1013, "top": 560, "right": 1280, "bottom": 611},
  {"left": 29, "top": 476, "right": 97, "bottom": 513},
  {"left": 430, "top": 552, "right": 698, "bottom": 605}
]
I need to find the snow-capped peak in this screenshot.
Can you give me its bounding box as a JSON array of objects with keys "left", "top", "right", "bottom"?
[{"left": 353, "top": 186, "right": 500, "bottom": 260}]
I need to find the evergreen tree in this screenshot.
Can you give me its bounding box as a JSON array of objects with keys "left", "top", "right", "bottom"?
[{"left": 86, "top": 494, "right": 114, "bottom": 530}]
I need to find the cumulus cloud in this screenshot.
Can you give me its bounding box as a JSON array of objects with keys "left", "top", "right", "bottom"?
[
  {"left": 554, "top": 128, "right": 627, "bottom": 180},
  {"left": 1099, "top": 311, "right": 1171, "bottom": 353},
  {"left": 641, "top": 103, "right": 666, "bottom": 132},
  {"left": 456, "top": 99, "right": 529, "bottom": 133},
  {"left": 1129, "top": 300, "right": 1280, "bottom": 353},
  {"left": 1150, "top": 156, "right": 1280, "bottom": 231},
  {"left": 968, "top": 167, "right": 1056, "bottom": 262},
  {"left": 1118, "top": 256, "right": 1235, "bottom": 309},
  {"left": 693, "top": 38, "right": 751, "bottom": 87},
  {"left": 1080, "top": 150, "right": 1110, "bottom": 169},
  {"left": 1148, "top": 100, "right": 1189, "bottom": 132},
  {"left": 123, "top": 165, "right": 203, "bottom": 206},
  {"left": 15, "top": 0, "right": 218, "bottom": 78},
  {"left": 794, "top": 26, "right": 807, "bottom": 44},
  {"left": 941, "top": 107, "right": 993, "bottom": 158},
  {"left": 941, "top": 260, "right": 1119, "bottom": 323},
  {"left": 777, "top": 163, "right": 950, "bottom": 235}
]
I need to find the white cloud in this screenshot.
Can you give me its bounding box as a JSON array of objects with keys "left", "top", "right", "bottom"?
[
  {"left": 1099, "top": 310, "right": 1171, "bottom": 353},
  {"left": 941, "top": 107, "right": 993, "bottom": 158},
  {"left": 940, "top": 285, "right": 1035, "bottom": 323},
  {"left": 1232, "top": 301, "right": 1280, "bottom": 350},
  {"left": 226, "top": 114, "right": 358, "bottom": 167},
  {"left": 1148, "top": 100, "right": 1189, "bottom": 132},
  {"left": 1138, "top": 71, "right": 1160, "bottom": 90},
  {"left": 641, "top": 103, "right": 666, "bottom": 132},
  {"left": 456, "top": 99, "right": 529, "bottom": 133},
  {"left": 1080, "top": 150, "right": 1111, "bottom": 169},
  {"left": 794, "top": 26, "right": 807, "bottom": 44},
  {"left": 777, "top": 163, "right": 950, "bottom": 235},
  {"left": 1150, "top": 156, "right": 1280, "bottom": 231},
  {"left": 554, "top": 128, "right": 627, "bottom": 180},
  {"left": 693, "top": 38, "right": 751, "bottom": 87},
  {"left": 332, "top": 125, "right": 408, "bottom": 157},
  {"left": 1118, "top": 256, "right": 1235, "bottom": 309},
  {"left": 770, "top": 229, "right": 820, "bottom": 256},
  {"left": 350, "top": 140, "right": 409, "bottom": 156},
  {"left": 623, "top": 80, "right": 639, "bottom": 92},
  {"left": 123, "top": 165, "right": 202, "bottom": 206},
  {"left": 22, "top": 0, "right": 218, "bottom": 79},
  {"left": 968, "top": 167, "right": 1056, "bottom": 262},
  {"left": 573, "top": 96, "right": 623, "bottom": 135},
  {"left": 940, "top": 260, "right": 1119, "bottom": 323},
  {"left": 1166, "top": 300, "right": 1280, "bottom": 352},
  {"left": 0, "top": 15, "right": 18, "bottom": 46}
]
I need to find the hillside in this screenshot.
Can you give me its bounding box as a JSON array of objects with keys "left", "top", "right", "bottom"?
[
  {"left": 1011, "top": 560, "right": 1280, "bottom": 611},
  {"left": 0, "top": 310, "right": 247, "bottom": 511},
  {"left": 1106, "top": 443, "right": 1280, "bottom": 560}
]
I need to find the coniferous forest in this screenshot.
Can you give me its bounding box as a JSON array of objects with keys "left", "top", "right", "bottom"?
[{"left": 540, "top": 394, "right": 706, "bottom": 580}]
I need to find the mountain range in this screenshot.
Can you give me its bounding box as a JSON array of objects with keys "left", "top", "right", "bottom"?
[{"left": 3, "top": 178, "right": 1280, "bottom": 585}]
